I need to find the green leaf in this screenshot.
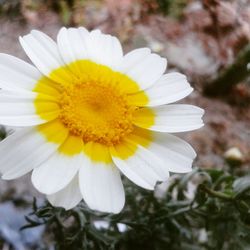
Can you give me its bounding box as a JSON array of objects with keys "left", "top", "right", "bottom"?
[{"left": 233, "top": 176, "right": 250, "bottom": 197}]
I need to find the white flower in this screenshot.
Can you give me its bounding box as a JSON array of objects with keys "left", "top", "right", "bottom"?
[{"left": 0, "top": 27, "right": 204, "bottom": 213}]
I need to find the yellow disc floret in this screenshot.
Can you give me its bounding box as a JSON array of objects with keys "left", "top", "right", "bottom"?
[
  {"left": 59, "top": 82, "right": 136, "bottom": 145},
  {"left": 34, "top": 60, "right": 150, "bottom": 147}
]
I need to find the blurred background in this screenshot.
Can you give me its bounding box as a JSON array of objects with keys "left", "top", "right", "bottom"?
[{"left": 0, "top": 0, "right": 250, "bottom": 249}]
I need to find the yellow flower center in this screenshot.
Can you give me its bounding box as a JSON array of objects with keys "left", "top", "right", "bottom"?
[
  {"left": 59, "top": 82, "right": 136, "bottom": 146},
  {"left": 34, "top": 60, "right": 150, "bottom": 147}
]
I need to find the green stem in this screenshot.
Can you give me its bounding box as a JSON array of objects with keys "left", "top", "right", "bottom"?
[
  {"left": 204, "top": 43, "right": 250, "bottom": 96},
  {"left": 200, "top": 185, "right": 233, "bottom": 201}
]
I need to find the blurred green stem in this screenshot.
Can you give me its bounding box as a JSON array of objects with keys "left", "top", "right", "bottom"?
[
  {"left": 200, "top": 185, "right": 233, "bottom": 201},
  {"left": 204, "top": 43, "right": 250, "bottom": 96}
]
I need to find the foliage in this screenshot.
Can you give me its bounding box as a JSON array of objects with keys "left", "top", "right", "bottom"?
[
  {"left": 0, "top": 126, "right": 7, "bottom": 140},
  {"left": 22, "top": 168, "right": 250, "bottom": 250},
  {"left": 155, "top": 0, "right": 187, "bottom": 18},
  {"left": 204, "top": 43, "right": 250, "bottom": 96},
  {"left": 0, "top": 0, "right": 21, "bottom": 17}
]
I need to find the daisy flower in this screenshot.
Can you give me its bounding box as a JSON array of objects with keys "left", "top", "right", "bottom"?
[{"left": 0, "top": 27, "right": 204, "bottom": 213}]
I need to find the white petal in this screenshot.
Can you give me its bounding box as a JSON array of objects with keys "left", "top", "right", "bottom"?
[
  {"left": 19, "top": 30, "right": 64, "bottom": 76},
  {"left": 0, "top": 124, "right": 68, "bottom": 179},
  {"left": 131, "top": 129, "right": 196, "bottom": 173},
  {"left": 57, "top": 27, "right": 89, "bottom": 65},
  {"left": 120, "top": 48, "right": 167, "bottom": 91},
  {"left": 134, "top": 104, "right": 204, "bottom": 132},
  {"left": 31, "top": 136, "right": 84, "bottom": 195},
  {"left": 150, "top": 133, "right": 196, "bottom": 173},
  {"left": 79, "top": 142, "right": 125, "bottom": 213},
  {"left": 110, "top": 139, "right": 169, "bottom": 190},
  {"left": 57, "top": 27, "right": 123, "bottom": 70},
  {"left": 85, "top": 29, "right": 123, "bottom": 70},
  {"left": 0, "top": 53, "right": 42, "bottom": 91},
  {"left": 129, "top": 73, "right": 193, "bottom": 106},
  {"left": 47, "top": 175, "right": 82, "bottom": 210},
  {"left": 119, "top": 48, "right": 151, "bottom": 72},
  {"left": 0, "top": 90, "right": 59, "bottom": 126}
]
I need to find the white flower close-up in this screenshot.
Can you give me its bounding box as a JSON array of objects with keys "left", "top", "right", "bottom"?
[{"left": 0, "top": 27, "right": 204, "bottom": 213}]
